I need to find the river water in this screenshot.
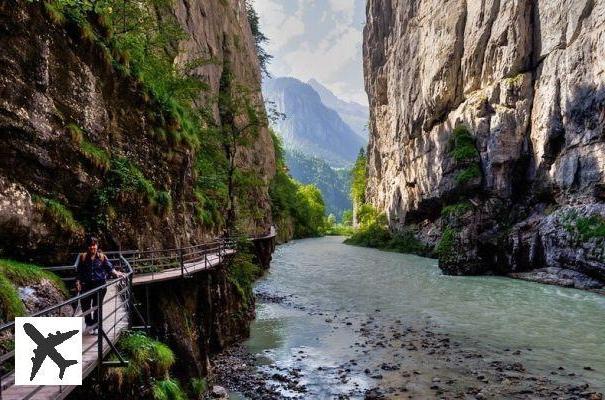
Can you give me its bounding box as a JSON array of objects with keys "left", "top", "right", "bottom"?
[{"left": 231, "top": 236, "right": 604, "bottom": 398}]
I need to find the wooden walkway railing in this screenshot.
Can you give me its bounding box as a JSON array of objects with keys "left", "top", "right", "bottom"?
[{"left": 0, "top": 228, "right": 276, "bottom": 400}]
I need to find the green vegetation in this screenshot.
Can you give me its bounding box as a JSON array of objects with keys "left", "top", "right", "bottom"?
[
  {"left": 575, "top": 215, "right": 605, "bottom": 240},
  {"left": 455, "top": 164, "right": 482, "bottom": 185},
  {"left": 448, "top": 125, "right": 482, "bottom": 185},
  {"left": 218, "top": 63, "right": 270, "bottom": 229},
  {"left": 344, "top": 205, "right": 427, "bottom": 255},
  {"left": 28, "top": 0, "right": 274, "bottom": 234},
  {"left": 67, "top": 123, "right": 84, "bottom": 144},
  {"left": 152, "top": 379, "right": 187, "bottom": 400},
  {"left": 67, "top": 123, "right": 111, "bottom": 170},
  {"left": 189, "top": 378, "right": 208, "bottom": 399},
  {"left": 81, "top": 140, "right": 111, "bottom": 170},
  {"left": 450, "top": 125, "right": 478, "bottom": 162},
  {"left": 324, "top": 211, "right": 355, "bottom": 236},
  {"left": 563, "top": 212, "right": 605, "bottom": 241},
  {"left": 0, "top": 274, "right": 23, "bottom": 322},
  {"left": 340, "top": 147, "right": 430, "bottom": 255},
  {"left": 269, "top": 132, "right": 327, "bottom": 238},
  {"left": 193, "top": 128, "right": 229, "bottom": 228},
  {"left": 227, "top": 249, "right": 261, "bottom": 308},
  {"left": 106, "top": 332, "right": 177, "bottom": 394},
  {"left": 441, "top": 201, "right": 472, "bottom": 218},
  {"left": 0, "top": 259, "right": 67, "bottom": 321},
  {"left": 246, "top": 2, "right": 272, "bottom": 76},
  {"left": 342, "top": 210, "right": 353, "bottom": 226},
  {"left": 503, "top": 73, "right": 525, "bottom": 87},
  {"left": 33, "top": 195, "right": 84, "bottom": 234},
  {"left": 285, "top": 149, "right": 352, "bottom": 221},
  {"left": 108, "top": 158, "right": 158, "bottom": 203},
  {"left": 435, "top": 227, "right": 457, "bottom": 258},
  {"left": 351, "top": 149, "right": 367, "bottom": 212},
  {"left": 94, "top": 157, "right": 173, "bottom": 220}
]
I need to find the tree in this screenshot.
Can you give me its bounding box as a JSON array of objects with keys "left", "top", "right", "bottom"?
[
  {"left": 218, "top": 64, "right": 268, "bottom": 231},
  {"left": 350, "top": 148, "right": 367, "bottom": 226},
  {"left": 246, "top": 1, "right": 272, "bottom": 77},
  {"left": 342, "top": 210, "right": 353, "bottom": 226}
]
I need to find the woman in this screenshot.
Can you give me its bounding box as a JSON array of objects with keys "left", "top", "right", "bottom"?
[{"left": 75, "top": 236, "right": 124, "bottom": 335}]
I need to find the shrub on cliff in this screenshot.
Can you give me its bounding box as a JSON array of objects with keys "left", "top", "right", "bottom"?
[
  {"left": 227, "top": 250, "right": 261, "bottom": 308},
  {"left": 435, "top": 227, "right": 457, "bottom": 259},
  {"left": 449, "top": 125, "right": 482, "bottom": 187},
  {"left": 450, "top": 125, "right": 478, "bottom": 162},
  {"left": 105, "top": 331, "right": 181, "bottom": 398},
  {"left": 563, "top": 212, "right": 605, "bottom": 241}
]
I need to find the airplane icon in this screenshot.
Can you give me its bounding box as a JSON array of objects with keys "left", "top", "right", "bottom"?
[{"left": 23, "top": 323, "right": 79, "bottom": 381}]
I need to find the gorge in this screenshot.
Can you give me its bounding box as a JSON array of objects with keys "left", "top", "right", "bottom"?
[{"left": 0, "top": 0, "right": 604, "bottom": 399}]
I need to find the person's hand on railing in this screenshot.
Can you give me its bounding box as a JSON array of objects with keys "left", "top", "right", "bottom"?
[
  {"left": 75, "top": 279, "right": 82, "bottom": 293},
  {"left": 112, "top": 269, "right": 126, "bottom": 280}
]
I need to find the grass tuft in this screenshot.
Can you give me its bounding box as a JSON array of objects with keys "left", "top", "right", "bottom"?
[
  {"left": 81, "top": 140, "right": 111, "bottom": 170},
  {"left": 0, "top": 259, "right": 67, "bottom": 321},
  {"left": 0, "top": 274, "right": 26, "bottom": 322},
  {"left": 80, "top": 22, "right": 96, "bottom": 43},
  {"left": 154, "top": 191, "right": 172, "bottom": 214},
  {"left": 190, "top": 377, "right": 208, "bottom": 399},
  {"left": 33, "top": 195, "right": 84, "bottom": 235},
  {"left": 67, "top": 123, "right": 83, "bottom": 145},
  {"left": 43, "top": 1, "right": 67, "bottom": 25},
  {"left": 106, "top": 332, "right": 175, "bottom": 388},
  {"left": 152, "top": 378, "right": 186, "bottom": 400}
]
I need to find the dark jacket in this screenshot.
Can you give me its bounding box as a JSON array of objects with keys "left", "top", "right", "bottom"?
[{"left": 77, "top": 252, "right": 113, "bottom": 284}]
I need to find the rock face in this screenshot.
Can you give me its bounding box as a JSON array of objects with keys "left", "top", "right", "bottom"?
[
  {"left": 263, "top": 77, "right": 366, "bottom": 167},
  {"left": 140, "top": 263, "right": 254, "bottom": 379},
  {"left": 364, "top": 0, "right": 605, "bottom": 285},
  {"left": 0, "top": 0, "right": 275, "bottom": 263}
]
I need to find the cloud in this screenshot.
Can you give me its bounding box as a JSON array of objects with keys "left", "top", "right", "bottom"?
[
  {"left": 253, "top": 1, "right": 305, "bottom": 52},
  {"left": 253, "top": 0, "right": 367, "bottom": 105}
]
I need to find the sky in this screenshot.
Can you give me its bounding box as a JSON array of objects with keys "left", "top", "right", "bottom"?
[{"left": 252, "top": 0, "right": 368, "bottom": 105}]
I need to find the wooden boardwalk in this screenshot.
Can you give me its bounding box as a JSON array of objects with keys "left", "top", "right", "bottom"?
[
  {"left": 132, "top": 249, "right": 235, "bottom": 286},
  {"left": 0, "top": 230, "right": 275, "bottom": 399},
  {"left": 1, "top": 284, "right": 129, "bottom": 400}
]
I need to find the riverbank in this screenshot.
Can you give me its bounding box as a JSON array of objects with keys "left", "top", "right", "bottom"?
[
  {"left": 204, "top": 237, "right": 604, "bottom": 399},
  {"left": 209, "top": 296, "right": 603, "bottom": 399}
]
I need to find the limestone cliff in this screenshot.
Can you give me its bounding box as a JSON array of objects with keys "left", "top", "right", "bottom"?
[
  {"left": 0, "top": 0, "right": 275, "bottom": 263},
  {"left": 364, "top": 0, "right": 605, "bottom": 287}
]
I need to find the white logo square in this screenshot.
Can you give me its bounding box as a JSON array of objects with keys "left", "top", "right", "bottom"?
[{"left": 15, "top": 317, "right": 83, "bottom": 385}]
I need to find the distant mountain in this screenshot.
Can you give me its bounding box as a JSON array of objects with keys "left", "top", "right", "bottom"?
[
  {"left": 263, "top": 77, "right": 365, "bottom": 168},
  {"left": 285, "top": 149, "right": 351, "bottom": 220},
  {"left": 307, "top": 79, "right": 369, "bottom": 141}
]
